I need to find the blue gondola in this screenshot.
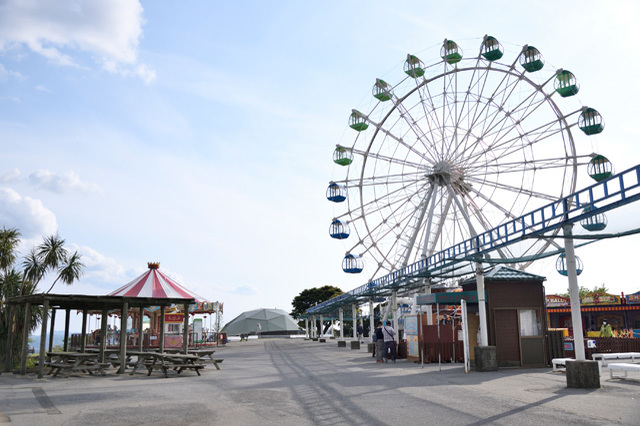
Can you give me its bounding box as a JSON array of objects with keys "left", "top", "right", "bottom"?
[
  {"left": 329, "top": 219, "right": 350, "bottom": 239},
  {"left": 342, "top": 253, "right": 363, "bottom": 273},
  {"left": 326, "top": 182, "right": 346, "bottom": 203},
  {"left": 556, "top": 253, "right": 583, "bottom": 276}
]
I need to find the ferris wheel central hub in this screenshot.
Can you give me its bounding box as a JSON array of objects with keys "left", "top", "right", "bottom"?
[{"left": 428, "top": 161, "right": 464, "bottom": 186}]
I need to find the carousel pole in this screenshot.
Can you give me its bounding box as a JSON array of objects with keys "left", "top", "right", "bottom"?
[
  {"left": 183, "top": 303, "right": 189, "bottom": 353},
  {"left": 138, "top": 306, "right": 144, "bottom": 352},
  {"left": 159, "top": 305, "right": 166, "bottom": 353}
]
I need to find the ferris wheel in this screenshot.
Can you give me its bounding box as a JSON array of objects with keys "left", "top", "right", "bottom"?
[{"left": 327, "top": 36, "right": 607, "bottom": 281}]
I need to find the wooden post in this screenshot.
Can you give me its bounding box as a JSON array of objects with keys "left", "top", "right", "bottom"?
[
  {"left": 138, "top": 306, "right": 144, "bottom": 352},
  {"left": 38, "top": 299, "right": 49, "bottom": 378},
  {"left": 159, "top": 305, "right": 165, "bottom": 353},
  {"left": 63, "top": 309, "right": 71, "bottom": 351},
  {"left": 4, "top": 305, "right": 13, "bottom": 372},
  {"left": 20, "top": 302, "right": 31, "bottom": 375},
  {"left": 80, "top": 310, "right": 87, "bottom": 352},
  {"left": 119, "top": 301, "right": 128, "bottom": 374},
  {"left": 183, "top": 303, "right": 189, "bottom": 353},
  {"left": 48, "top": 308, "right": 56, "bottom": 352},
  {"left": 99, "top": 308, "right": 108, "bottom": 363}
]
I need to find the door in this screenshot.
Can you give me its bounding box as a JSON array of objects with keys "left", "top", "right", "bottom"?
[{"left": 494, "top": 309, "right": 520, "bottom": 367}]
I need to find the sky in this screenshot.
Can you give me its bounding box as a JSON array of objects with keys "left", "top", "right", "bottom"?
[{"left": 2, "top": 0, "right": 640, "bottom": 332}]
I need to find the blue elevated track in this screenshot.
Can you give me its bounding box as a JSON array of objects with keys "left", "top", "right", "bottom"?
[{"left": 306, "top": 163, "right": 640, "bottom": 316}]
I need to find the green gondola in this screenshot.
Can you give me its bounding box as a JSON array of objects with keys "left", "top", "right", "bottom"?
[
  {"left": 554, "top": 70, "right": 579, "bottom": 97},
  {"left": 578, "top": 108, "right": 604, "bottom": 135},
  {"left": 481, "top": 36, "right": 503, "bottom": 61},
  {"left": 404, "top": 54, "right": 425, "bottom": 78},
  {"left": 520, "top": 46, "right": 544, "bottom": 72},
  {"left": 349, "top": 110, "right": 368, "bottom": 131},
  {"left": 587, "top": 155, "right": 613, "bottom": 182},
  {"left": 373, "top": 79, "right": 392, "bottom": 102},
  {"left": 333, "top": 145, "right": 353, "bottom": 166},
  {"left": 441, "top": 39, "right": 462, "bottom": 65}
]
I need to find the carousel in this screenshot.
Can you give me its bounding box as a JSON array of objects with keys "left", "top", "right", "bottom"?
[{"left": 82, "top": 262, "right": 221, "bottom": 350}]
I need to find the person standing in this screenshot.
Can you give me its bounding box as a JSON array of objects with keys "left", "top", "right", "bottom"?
[
  {"left": 357, "top": 323, "right": 364, "bottom": 343},
  {"left": 599, "top": 319, "right": 613, "bottom": 337},
  {"left": 375, "top": 321, "right": 385, "bottom": 363},
  {"left": 257, "top": 322, "right": 262, "bottom": 338},
  {"left": 382, "top": 320, "right": 397, "bottom": 363}
]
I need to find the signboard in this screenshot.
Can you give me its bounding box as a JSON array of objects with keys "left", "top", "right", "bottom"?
[
  {"left": 626, "top": 291, "right": 640, "bottom": 304},
  {"left": 564, "top": 342, "right": 573, "bottom": 351},
  {"left": 407, "top": 335, "right": 419, "bottom": 358},
  {"left": 405, "top": 315, "right": 418, "bottom": 335},
  {"left": 545, "top": 295, "right": 569, "bottom": 307},
  {"left": 580, "top": 292, "right": 620, "bottom": 306},
  {"left": 165, "top": 313, "right": 184, "bottom": 323},
  {"left": 416, "top": 290, "right": 482, "bottom": 305}
]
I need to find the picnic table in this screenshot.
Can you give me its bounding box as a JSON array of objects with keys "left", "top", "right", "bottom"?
[
  {"left": 128, "top": 351, "right": 205, "bottom": 378},
  {"left": 45, "top": 351, "right": 108, "bottom": 377},
  {"left": 164, "top": 348, "right": 223, "bottom": 370}
]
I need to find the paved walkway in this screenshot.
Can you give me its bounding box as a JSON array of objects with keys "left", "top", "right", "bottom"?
[{"left": 1, "top": 339, "right": 639, "bottom": 425}]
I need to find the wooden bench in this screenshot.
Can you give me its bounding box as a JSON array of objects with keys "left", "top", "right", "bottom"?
[
  {"left": 212, "top": 358, "right": 223, "bottom": 370},
  {"left": 608, "top": 363, "right": 640, "bottom": 379},
  {"left": 551, "top": 357, "right": 573, "bottom": 371},
  {"left": 45, "top": 361, "right": 108, "bottom": 377},
  {"left": 145, "top": 363, "right": 206, "bottom": 378}
]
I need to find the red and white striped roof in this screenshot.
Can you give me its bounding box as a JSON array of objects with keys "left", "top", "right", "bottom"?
[{"left": 109, "top": 262, "right": 206, "bottom": 302}]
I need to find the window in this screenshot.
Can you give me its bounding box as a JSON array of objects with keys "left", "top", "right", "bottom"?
[{"left": 519, "top": 309, "right": 542, "bottom": 337}]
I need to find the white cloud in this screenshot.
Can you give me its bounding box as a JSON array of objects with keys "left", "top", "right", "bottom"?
[
  {"left": 0, "top": 63, "right": 23, "bottom": 82},
  {"left": 0, "top": 168, "right": 21, "bottom": 183},
  {"left": 0, "top": 0, "right": 154, "bottom": 82},
  {"left": 34, "top": 84, "right": 52, "bottom": 93},
  {"left": 0, "top": 187, "right": 57, "bottom": 240},
  {"left": 28, "top": 170, "right": 101, "bottom": 194}
]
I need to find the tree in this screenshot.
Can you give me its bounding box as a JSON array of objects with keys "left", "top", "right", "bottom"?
[
  {"left": 0, "top": 228, "right": 85, "bottom": 369},
  {"left": 559, "top": 283, "right": 609, "bottom": 299},
  {"left": 290, "top": 285, "right": 343, "bottom": 319}
]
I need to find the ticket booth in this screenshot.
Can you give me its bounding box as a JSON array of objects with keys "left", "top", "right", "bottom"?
[{"left": 462, "top": 265, "right": 547, "bottom": 368}]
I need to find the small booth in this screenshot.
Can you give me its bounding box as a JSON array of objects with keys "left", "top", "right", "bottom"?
[{"left": 461, "top": 265, "right": 547, "bottom": 368}]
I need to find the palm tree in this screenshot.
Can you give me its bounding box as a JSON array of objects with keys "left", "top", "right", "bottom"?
[
  {"left": 0, "top": 228, "right": 21, "bottom": 277},
  {"left": 46, "top": 251, "right": 84, "bottom": 293},
  {"left": 0, "top": 229, "right": 84, "bottom": 369}
]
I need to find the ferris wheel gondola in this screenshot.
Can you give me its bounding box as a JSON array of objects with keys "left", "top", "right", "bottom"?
[{"left": 328, "top": 35, "right": 606, "bottom": 280}]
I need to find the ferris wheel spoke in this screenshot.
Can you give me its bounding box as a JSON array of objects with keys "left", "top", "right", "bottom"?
[
  {"left": 348, "top": 146, "right": 427, "bottom": 171},
  {"left": 358, "top": 112, "right": 433, "bottom": 164},
  {"left": 415, "top": 78, "right": 447, "bottom": 152},
  {"left": 462, "top": 194, "right": 516, "bottom": 261},
  {"left": 465, "top": 174, "right": 559, "bottom": 202},
  {"left": 390, "top": 95, "right": 435, "bottom": 155},
  {"left": 462, "top": 107, "right": 581, "bottom": 169}
]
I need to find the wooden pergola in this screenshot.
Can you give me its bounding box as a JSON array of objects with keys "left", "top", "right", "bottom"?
[{"left": 5, "top": 293, "right": 195, "bottom": 378}]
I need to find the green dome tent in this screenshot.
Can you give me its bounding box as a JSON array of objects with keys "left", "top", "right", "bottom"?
[{"left": 223, "top": 308, "right": 301, "bottom": 336}]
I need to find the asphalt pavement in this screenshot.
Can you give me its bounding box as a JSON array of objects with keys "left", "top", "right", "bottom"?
[{"left": 1, "top": 338, "right": 638, "bottom": 425}]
